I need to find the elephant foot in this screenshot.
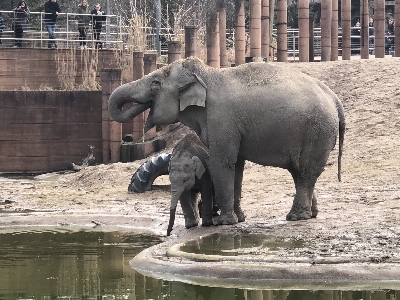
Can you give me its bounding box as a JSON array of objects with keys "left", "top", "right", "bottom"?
[
  {"left": 286, "top": 210, "right": 312, "bottom": 221},
  {"left": 202, "top": 220, "right": 213, "bottom": 227},
  {"left": 311, "top": 208, "right": 318, "bottom": 218},
  {"left": 213, "top": 212, "right": 238, "bottom": 225},
  {"left": 201, "top": 214, "right": 213, "bottom": 227},
  {"left": 235, "top": 208, "right": 246, "bottom": 222},
  {"left": 185, "top": 221, "right": 199, "bottom": 229}
]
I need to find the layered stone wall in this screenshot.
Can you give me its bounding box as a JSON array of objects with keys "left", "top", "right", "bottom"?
[{"left": 0, "top": 91, "right": 102, "bottom": 173}]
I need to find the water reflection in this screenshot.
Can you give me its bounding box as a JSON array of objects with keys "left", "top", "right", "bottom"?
[
  {"left": 0, "top": 228, "right": 396, "bottom": 300},
  {"left": 0, "top": 227, "right": 162, "bottom": 299},
  {"left": 180, "top": 233, "right": 305, "bottom": 256},
  {"left": 157, "top": 287, "right": 397, "bottom": 300}
]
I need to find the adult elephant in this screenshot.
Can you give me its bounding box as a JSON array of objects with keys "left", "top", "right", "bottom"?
[{"left": 108, "top": 57, "right": 345, "bottom": 225}]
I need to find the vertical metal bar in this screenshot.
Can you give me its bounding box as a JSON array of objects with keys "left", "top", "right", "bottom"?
[{"left": 106, "top": 0, "right": 110, "bottom": 49}]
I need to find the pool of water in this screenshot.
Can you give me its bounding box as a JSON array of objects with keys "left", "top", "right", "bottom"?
[
  {"left": 0, "top": 227, "right": 396, "bottom": 300},
  {"left": 0, "top": 227, "right": 163, "bottom": 299}
]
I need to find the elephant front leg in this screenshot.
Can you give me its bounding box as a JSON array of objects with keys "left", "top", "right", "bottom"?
[
  {"left": 234, "top": 157, "right": 246, "bottom": 222},
  {"left": 209, "top": 157, "right": 238, "bottom": 225},
  {"left": 180, "top": 190, "right": 200, "bottom": 228},
  {"left": 199, "top": 181, "right": 214, "bottom": 227}
]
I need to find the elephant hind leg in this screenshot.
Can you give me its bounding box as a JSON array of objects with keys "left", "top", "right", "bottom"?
[
  {"left": 286, "top": 168, "right": 321, "bottom": 221},
  {"left": 311, "top": 191, "right": 318, "bottom": 218}
]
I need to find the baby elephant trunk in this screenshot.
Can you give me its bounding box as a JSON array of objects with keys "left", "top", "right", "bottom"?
[{"left": 166, "top": 207, "right": 177, "bottom": 236}]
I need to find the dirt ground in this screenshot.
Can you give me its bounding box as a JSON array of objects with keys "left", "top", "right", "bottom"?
[{"left": 1, "top": 58, "right": 400, "bottom": 268}]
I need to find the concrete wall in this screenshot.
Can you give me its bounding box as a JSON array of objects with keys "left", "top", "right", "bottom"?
[
  {"left": 0, "top": 48, "right": 118, "bottom": 90},
  {"left": 0, "top": 91, "right": 102, "bottom": 173}
]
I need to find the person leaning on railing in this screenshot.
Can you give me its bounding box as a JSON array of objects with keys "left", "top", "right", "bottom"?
[
  {"left": 76, "top": 0, "right": 90, "bottom": 49},
  {"left": 0, "top": 13, "right": 4, "bottom": 45},
  {"left": 13, "top": 1, "right": 30, "bottom": 48},
  {"left": 44, "top": 0, "right": 60, "bottom": 49},
  {"left": 91, "top": 3, "right": 105, "bottom": 49}
]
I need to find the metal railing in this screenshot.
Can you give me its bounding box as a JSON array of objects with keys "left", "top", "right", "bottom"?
[
  {"left": 0, "top": 10, "right": 124, "bottom": 48},
  {"left": 276, "top": 27, "right": 395, "bottom": 59}
]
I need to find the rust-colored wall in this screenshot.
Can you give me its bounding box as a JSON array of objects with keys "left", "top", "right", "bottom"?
[
  {"left": 0, "top": 48, "right": 118, "bottom": 90},
  {"left": 0, "top": 91, "right": 102, "bottom": 173}
]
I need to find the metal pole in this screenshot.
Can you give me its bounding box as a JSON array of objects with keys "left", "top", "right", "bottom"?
[
  {"left": 156, "top": 0, "right": 161, "bottom": 55},
  {"left": 106, "top": 0, "right": 110, "bottom": 49}
]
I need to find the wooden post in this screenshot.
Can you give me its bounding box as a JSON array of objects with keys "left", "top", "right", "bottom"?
[
  {"left": 298, "top": 0, "right": 310, "bottom": 62},
  {"left": 250, "top": 0, "right": 262, "bottom": 58},
  {"left": 218, "top": 0, "right": 228, "bottom": 67},
  {"left": 395, "top": 0, "right": 400, "bottom": 57},
  {"left": 331, "top": 0, "right": 339, "bottom": 60},
  {"left": 167, "top": 41, "right": 182, "bottom": 64},
  {"left": 374, "top": 0, "right": 385, "bottom": 58},
  {"left": 360, "top": 0, "right": 369, "bottom": 59},
  {"left": 143, "top": 52, "right": 157, "bottom": 75},
  {"left": 143, "top": 52, "right": 157, "bottom": 139},
  {"left": 341, "top": 0, "right": 351, "bottom": 60},
  {"left": 207, "top": 11, "right": 220, "bottom": 68},
  {"left": 101, "top": 68, "right": 122, "bottom": 163},
  {"left": 261, "top": 0, "right": 270, "bottom": 60},
  {"left": 132, "top": 51, "right": 144, "bottom": 141},
  {"left": 235, "top": 0, "right": 246, "bottom": 66},
  {"left": 321, "top": 0, "right": 332, "bottom": 61},
  {"left": 276, "top": 0, "right": 287, "bottom": 62},
  {"left": 185, "top": 25, "right": 198, "bottom": 58}
]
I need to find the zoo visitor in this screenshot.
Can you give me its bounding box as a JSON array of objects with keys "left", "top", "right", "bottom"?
[
  {"left": 44, "top": 0, "right": 60, "bottom": 49},
  {"left": 91, "top": 3, "right": 106, "bottom": 49},
  {"left": 13, "top": 1, "right": 30, "bottom": 48},
  {"left": 76, "top": 0, "right": 90, "bottom": 49}
]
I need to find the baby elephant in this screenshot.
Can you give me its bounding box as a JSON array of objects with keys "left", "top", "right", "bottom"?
[{"left": 167, "top": 133, "right": 216, "bottom": 236}]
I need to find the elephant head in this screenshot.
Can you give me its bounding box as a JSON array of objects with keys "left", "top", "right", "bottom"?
[
  {"left": 108, "top": 58, "right": 208, "bottom": 132},
  {"left": 166, "top": 151, "right": 206, "bottom": 236}
]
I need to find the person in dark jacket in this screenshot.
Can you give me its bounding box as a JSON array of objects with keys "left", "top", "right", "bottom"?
[
  {"left": 368, "top": 17, "right": 374, "bottom": 54},
  {"left": 91, "top": 3, "right": 106, "bottom": 49},
  {"left": 44, "top": 0, "right": 60, "bottom": 49},
  {"left": 76, "top": 0, "right": 90, "bottom": 49},
  {"left": 13, "top": 1, "right": 30, "bottom": 48},
  {"left": 0, "top": 13, "right": 5, "bottom": 44},
  {"left": 385, "top": 17, "right": 395, "bottom": 56}
]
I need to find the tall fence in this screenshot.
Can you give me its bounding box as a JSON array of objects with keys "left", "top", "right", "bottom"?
[{"left": 0, "top": 10, "right": 123, "bottom": 49}]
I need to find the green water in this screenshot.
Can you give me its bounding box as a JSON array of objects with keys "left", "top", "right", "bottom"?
[{"left": 0, "top": 227, "right": 396, "bottom": 300}]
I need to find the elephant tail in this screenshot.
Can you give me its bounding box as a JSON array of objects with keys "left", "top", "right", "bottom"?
[
  {"left": 337, "top": 100, "right": 346, "bottom": 182},
  {"left": 128, "top": 153, "right": 171, "bottom": 193}
]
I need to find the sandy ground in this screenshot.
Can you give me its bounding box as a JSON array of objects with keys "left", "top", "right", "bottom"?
[{"left": 1, "top": 58, "right": 400, "bottom": 273}]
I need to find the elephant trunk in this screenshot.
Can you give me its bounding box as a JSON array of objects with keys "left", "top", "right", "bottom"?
[
  {"left": 166, "top": 189, "right": 183, "bottom": 236},
  {"left": 108, "top": 81, "right": 152, "bottom": 123},
  {"left": 166, "top": 207, "right": 176, "bottom": 236}
]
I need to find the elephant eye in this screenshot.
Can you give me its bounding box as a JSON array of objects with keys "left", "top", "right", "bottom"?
[{"left": 151, "top": 80, "right": 161, "bottom": 91}]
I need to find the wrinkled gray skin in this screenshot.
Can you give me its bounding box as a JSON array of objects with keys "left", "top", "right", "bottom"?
[
  {"left": 167, "top": 133, "right": 214, "bottom": 236},
  {"left": 109, "top": 57, "right": 345, "bottom": 225}
]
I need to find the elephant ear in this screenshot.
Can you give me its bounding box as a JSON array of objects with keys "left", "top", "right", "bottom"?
[
  {"left": 177, "top": 73, "right": 207, "bottom": 112},
  {"left": 192, "top": 156, "right": 205, "bottom": 179}
]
